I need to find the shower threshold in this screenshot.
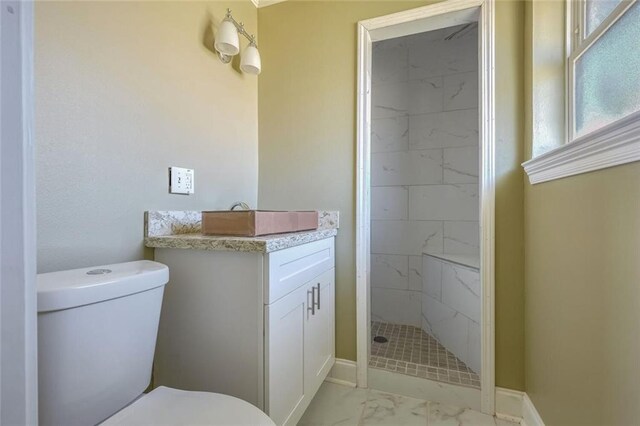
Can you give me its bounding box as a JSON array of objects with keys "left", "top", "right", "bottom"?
[{"left": 370, "top": 321, "right": 480, "bottom": 389}]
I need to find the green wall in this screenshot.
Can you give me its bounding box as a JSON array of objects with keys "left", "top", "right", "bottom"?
[{"left": 524, "top": 1, "right": 640, "bottom": 423}]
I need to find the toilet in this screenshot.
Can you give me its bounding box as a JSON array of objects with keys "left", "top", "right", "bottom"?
[{"left": 37, "top": 260, "right": 275, "bottom": 426}]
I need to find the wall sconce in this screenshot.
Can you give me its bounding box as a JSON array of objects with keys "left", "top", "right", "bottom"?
[{"left": 214, "top": 9, "right": 261, "bottom": 75}]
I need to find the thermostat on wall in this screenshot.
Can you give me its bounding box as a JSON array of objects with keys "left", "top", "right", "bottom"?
[{"left": 169, "top": 167, "right": 194, "bottom": 195}]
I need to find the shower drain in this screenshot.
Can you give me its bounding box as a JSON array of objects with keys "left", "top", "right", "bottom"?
[{"left": 373, "top": 336, "right": 388, "bottom": 343}]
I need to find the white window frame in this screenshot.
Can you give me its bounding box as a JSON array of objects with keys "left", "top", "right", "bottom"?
[{"left": 523, "top": 0, "right": 640, "bottom": 184}]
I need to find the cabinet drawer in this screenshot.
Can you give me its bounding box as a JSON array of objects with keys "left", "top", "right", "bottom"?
[{"left": 265, "top": 237, "right": 335, "bottom": 304}]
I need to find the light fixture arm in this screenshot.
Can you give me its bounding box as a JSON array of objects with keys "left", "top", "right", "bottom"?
[{"left": 223, "top": 9, "right": 257, "bottom": 47}]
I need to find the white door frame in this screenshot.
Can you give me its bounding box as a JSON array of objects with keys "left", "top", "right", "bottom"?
[
  {"left": 0, "top": 1, "right": 38, "bottom": 424},
  {"left": 355, "top": 0, "right": 496, "bottom": 414}
]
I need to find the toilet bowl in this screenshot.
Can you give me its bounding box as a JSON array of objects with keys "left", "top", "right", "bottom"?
[
  {"left": 101, "top": 386, "right": 273, "bottom": 425},
  {"left": 37, "top": 261, "right": 274, "bottom": 426}
]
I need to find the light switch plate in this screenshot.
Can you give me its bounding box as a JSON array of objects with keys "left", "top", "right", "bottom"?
[{"left": 169, "top": 167, "right": 194, "bottom": 195}]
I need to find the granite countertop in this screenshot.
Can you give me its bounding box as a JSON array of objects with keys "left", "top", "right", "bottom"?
[
  {"left": 144, "top": 210, "right": 339, "bottom": 254},
  {"left": 145, "top": 228, "right": 337, "bottom": 253}
]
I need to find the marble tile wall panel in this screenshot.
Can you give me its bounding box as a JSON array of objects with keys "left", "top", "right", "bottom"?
[
  {"left": 422, "top": 254, "right": 480, "bottom": 372},
  {"left": 408, "top": 27, "right": 478, "bottom": 80},
  {"left": 443, "top": 71, "right": 478, "bottom": 111},
  {"left": 408, "top": 256, "right": 423, "bottom": 291},
  {"left": 408, "top": 77, "right": 444, "bottom": 115},
  {"left": 371, "top": 186, "right": 408, "bottom": 220},
  {"left": 372, "top": 40, "right": 409, "bottom": 86},
  {"left": 408, "top": 184, "right": 478, "bottom": 221},
  {"left": 371, "top": 116, "right": 409, "bottom": 153},
  {"left": 372, "top": 287, "right": 422, "bottom": 327},
  {"left": 408, "top": 38, "right": 447, "bottom": 80},
  {"left": 421, "top": 294, "right": 470, "bottom": 366},
  {"left": 443, "top": 146, "right": 479, "bottom": 183},
  {"left": 409, "top": 109, "right": 479, "bottom": 150},
  {"left": 371, "top": 149, "right": 443, "bottom": 186},
  {"left": 406, "top": 25, "right": 454, "bottom": 47},
  {"left": 441, "top": 262, "right": 480, "bottom": 323},
  {"left": 467, "top": 321, "right": 481, "bottom": 373},
  {"left": 437, "top": 35, "right": 479, "bottom": 76},
  {"left": 371, "top": 220, "right": 443, "bottom": 256},
  {"left": 443, "top": 221, "right": 479, "bottom": 255},
  {"left": 422, "top": 255, "right": 443, "bottom": 300},
  {"left": 372, "top": 81, "right": 409, "bottom": 119},
  {"left": 371, "top": 254, "right": 409, "bottom": 290}
]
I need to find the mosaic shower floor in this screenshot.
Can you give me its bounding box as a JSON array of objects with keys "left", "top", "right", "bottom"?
[{"left": 369, "top": 321, "right": 480, "bottom": 389}]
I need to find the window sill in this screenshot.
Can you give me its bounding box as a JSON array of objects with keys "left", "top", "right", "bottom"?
[{"left": 523, "top": 112, "right": 640, "bottom": 184}]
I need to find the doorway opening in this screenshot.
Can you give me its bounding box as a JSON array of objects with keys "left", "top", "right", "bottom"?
[
  {"left": 356, "top": 0, "right": 495, "bottom": 414},
  {"left": 368, "top": 22, "right": 481, "bottom": 390}
]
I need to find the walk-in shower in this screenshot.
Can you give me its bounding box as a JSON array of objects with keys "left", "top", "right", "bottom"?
[{"left": 369, "top": 23, "right": 480, "bottom": 389}]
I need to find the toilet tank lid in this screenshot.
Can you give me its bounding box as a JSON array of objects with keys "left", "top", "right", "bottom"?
[{"left": 37, "top": 260, "right": 169, "bottom": 313}]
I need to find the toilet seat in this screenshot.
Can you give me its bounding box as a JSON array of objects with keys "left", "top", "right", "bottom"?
[{"left": 100, "top": 386, "right": 275, "bottom": 426}]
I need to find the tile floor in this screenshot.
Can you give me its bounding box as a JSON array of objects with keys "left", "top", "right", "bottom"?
[
  {"left": 299, "top": 382, "right": 517, "bottom": 426},
  {"left": 370, "top": 321, "right": 480, "bottom": 388}
]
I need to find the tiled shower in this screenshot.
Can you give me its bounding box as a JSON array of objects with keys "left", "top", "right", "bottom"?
[{"left": 369, "top": 23, "right": 480, "bottom": 388}]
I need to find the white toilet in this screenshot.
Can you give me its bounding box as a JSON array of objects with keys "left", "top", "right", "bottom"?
[{"left": 37, "top": 260, "right": 275, "bottom": 426}]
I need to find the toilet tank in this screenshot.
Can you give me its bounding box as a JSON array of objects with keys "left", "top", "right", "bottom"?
[{"left": 37, "top": 261, "right": 169, "bottom": 426}]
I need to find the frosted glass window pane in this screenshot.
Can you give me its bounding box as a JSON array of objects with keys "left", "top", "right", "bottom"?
[
  {"left": 586, "top": 0, "right": 622, "bottom": 35},
  {"left": 575, "top": 2, "right": 640, "bottom": 137}
]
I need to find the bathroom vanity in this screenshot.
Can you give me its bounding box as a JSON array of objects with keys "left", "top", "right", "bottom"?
[{"left": 144, "top": 211, "right": 338, "bottom": 426}]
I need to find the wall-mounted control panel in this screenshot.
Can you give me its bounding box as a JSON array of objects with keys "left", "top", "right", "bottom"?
[{"left": 169, "top": 167, "right": 194, "bottom": 195}]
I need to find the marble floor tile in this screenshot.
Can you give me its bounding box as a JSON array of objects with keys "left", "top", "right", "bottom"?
[
  {"left": 300, "top": 382, "right": 519, "bottom": 426},
  {"left": 298, "top": 382, "right": 368, "bottom": 426},
  {"left": 427, "top": 402, "right": 503, "bottom": 426},
  {"left": 360, "top": 390, "right": 428, "bottom": 425}
]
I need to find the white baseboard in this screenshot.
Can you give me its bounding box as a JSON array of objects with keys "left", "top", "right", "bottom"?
[
  {"left": 325, "top": 358, "right": 357, "bottom": 387},
  {"left": 495, "top": 387, "right": 544, "bottom": 426},
  {"left": 496, "top": 387, "right": 524, "bottom": 420},
  {"left": 522, "top": 393, "right": 545, "bottom": 426}
]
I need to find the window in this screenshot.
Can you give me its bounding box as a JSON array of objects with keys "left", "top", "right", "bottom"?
[
  {"left": 522, "top": 0, "right": 640, "bottom": 184},
  {"left": 568, "top": 0, "right": 640, "bottom": 141}
]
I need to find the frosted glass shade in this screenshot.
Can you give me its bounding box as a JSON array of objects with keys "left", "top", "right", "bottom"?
[
  {"left": 240, "top": 44, "right": 262, "bottom": 75},
  {"left": 215, "top": 19, "right": 239, "bottom": 56}
]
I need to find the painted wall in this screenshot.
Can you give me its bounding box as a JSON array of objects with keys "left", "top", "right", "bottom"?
[
  {"left": 524, "top": 1, "right": 640, "bottom": 423},
  {"left": 258, "top": 0, "right": 525, "bottom": 390},
  {"left": 35, "top": 1, "right": 258, "bottom": 272}
]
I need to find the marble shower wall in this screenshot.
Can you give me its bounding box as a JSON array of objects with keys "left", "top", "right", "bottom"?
[
  {"left": 370, "top": 25, "right": 479, "bottom": 330},
  {"left": 422, "top": 254, "right": 481, "bottom": 372}
]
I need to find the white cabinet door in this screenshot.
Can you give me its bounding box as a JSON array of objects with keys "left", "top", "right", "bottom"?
[
  {"left": 304, "top": 268, "right": 336, "bottom": 397},
  {"left": 264, "top": 282, "right": 309, "bottom": 426},
  {"left": 265, "top": 266, "right": 336, "bottom": 426}
]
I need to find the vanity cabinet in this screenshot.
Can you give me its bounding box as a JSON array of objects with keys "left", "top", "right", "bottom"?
[
  {"left": 265, "top": 268, "right": 335, "bottom": 425},
  {"left": 153, "top": 237, "right": 335, "bottom": 426}
]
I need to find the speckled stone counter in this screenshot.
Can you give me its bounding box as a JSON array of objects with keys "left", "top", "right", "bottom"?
[{"left": 144, "top": 210, "right": 339, "bottom": 253}]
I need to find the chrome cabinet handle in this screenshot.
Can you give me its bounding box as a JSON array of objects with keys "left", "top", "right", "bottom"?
[
  {"left": 308, "top": 288, "right": 315, "bottom": 315},
  {"left": 315, "top": 283, "right": 321, "bottom": 310}
]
